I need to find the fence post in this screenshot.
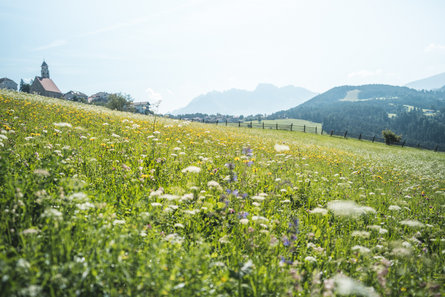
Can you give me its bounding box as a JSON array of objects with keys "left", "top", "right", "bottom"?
[
  {"left": 344, "top": 131, "right": 348, "bottom": 138},
  {"left": 225, "top": 119, "right": 228, "bottom": 126},
  {"left": 358, "top": 133, "right": 362, "bottom": 140},
  {"left": 321, "top": 129, "right": 323, "bottom": 135},
  {"left": 303, "top": 125, "right": 306, "bottom": 133},
  {"left": 250, "top": 121, "right": 253, "bottom": 128},
  {"left": 238, "top": 121, "right": 241, "bottom": 127},
  {"left": 372, "top": 136, "right": 375, "bottom": 143},
  {"left": 401, "top": 140, "right": 406, "bottom": 147},
  {"left": 262, "top": 122, "right": 264, "bottom": 129},
  {"left": 435, "top": 145, "right": 438, "bottom": 152},
  {"left": 315, "top": 126, "right": 317, "bottom": 134},
  {"left": 290, "top": 123, "right": 293, "bottom": 131},
  {"left": 202, "top": 119, "right": 205, "bottom": 123},
  {"left": 276, "top": 123, "right": 278, "bottom": 130},
  {"left": 216, "top": 120, "right": 218, "bottom": 125},
  {"left": 330, "top": 130, "right": 333, "bottom": 136}
]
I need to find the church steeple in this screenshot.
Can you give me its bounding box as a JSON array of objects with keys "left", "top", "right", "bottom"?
[{"left": 41, "top": 61, "right": 49, "bottom": 78}]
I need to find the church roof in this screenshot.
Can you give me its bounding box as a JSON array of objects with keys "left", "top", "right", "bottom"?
[
  {"left": 36, "top": 77, "right": 61, "bottom": 93},
  {"left": 42, "top": 61, "right": 48, "bottom": 67}
]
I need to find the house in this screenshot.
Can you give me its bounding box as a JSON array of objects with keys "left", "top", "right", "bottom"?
[
  {"left": 30, "top": 61, "right": 63, "bottom": 98},
  {"left": 0, "top": 77, "right": 18, "bottom": 90},
  {"left": 64, "top": 90, "right": 88, "bottom": 102},
  {"left": 132, "top": 101, "right": 151, "bottom": 114},
  {"left": 88, "top": 92, "right": 110, "bottom": 104}
]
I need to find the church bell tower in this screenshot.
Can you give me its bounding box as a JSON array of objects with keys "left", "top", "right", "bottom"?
[{"left": 41, "top": 61, "right": 50, "bottom": 78}]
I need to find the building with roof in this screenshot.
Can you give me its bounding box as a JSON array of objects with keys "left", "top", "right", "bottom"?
[
  {"left": 30, "top": 61, "right": 63, "bottom": 98},
  {"left": 132, "top": 101, "right": 151, "bottom": 114},
  {"left": 88, "top": 92, "right": 111, "bottom": 104},
  {"left": 0, "top": 78, "right": 18, "bottom": 90},
  {"left": 63, "top": 90, "right": 88, "bottom": 102}
]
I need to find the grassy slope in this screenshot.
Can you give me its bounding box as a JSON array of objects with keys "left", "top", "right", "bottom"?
[{"left": 0, "top": 90, "right": 444, "bottom": 296}]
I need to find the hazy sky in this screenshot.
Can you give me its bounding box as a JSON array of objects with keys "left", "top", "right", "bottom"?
[{"left": 1, "top": 0, "right": 445, "bottom": 113}]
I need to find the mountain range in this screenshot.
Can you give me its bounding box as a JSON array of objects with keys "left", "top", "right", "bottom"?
[{"left": 172, "top": 84, "right": 316, "bottom": 115}]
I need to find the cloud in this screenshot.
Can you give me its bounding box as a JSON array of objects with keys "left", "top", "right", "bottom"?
[
  {"left": 348, "top": 69, "right": 383, "bottom": 78},
  {"left": 146, "top": 88, "right": 163, "bottom": 102},
  {"left": 424, "top": 43, "right": 445, "bottom": 53},
  {"left": 33, "top": 39, "right": 67, "bottom": 51}
]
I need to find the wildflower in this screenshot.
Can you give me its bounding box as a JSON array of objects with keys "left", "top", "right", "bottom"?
[
  {"left": 22, "top": 228, "right": 40, "bottom": 235},
  {"left": 207, "top": 180, "right": 222, "bottom": 190},
  {"left": 174, "top": 223, "right": 185, "bottom": 228},
  {"left": 151, "top": 202, "right": 162, "bottom": 207},
  {"left": 53, "top": 122, "right": 72, "bottom": 128},
  {"left": 113, "top": 219, "right": 125, "bottom": 225},
  {"left": 388, "top": 205, "right": 401, "bottom": 211},
  {"left": 351, "top": 245, "right": 371, "bottom": 254},
  {"left": 240, "top": 218, "right": 249, "bottom": 225},
  {"left": 181, "top": 166, "right": 201, "bottom": 173},
  {"left": 219, "top": 235, "right": 230, "bottom": 243},
  {"left": 400, "top": 220, "right": 425, "bottom": 228},
  {"left": 351, "top": 231, "right": 370, "bottom": 238},
  {"left": 333, "top": 274, "right": 379, "bottom": 297},
  {"left": 274, "top": 143, "right": 290, "bottom": 152},
  {"left": 76, "top": 202, "right": 95, "bottom": 210},
  {"left": 327, "top": 200, "right": 375, "bottom": 217},
  {"left": 304, "top": 256, "right": 317, "bottom": 262},
  {"left": 310, "top": 207, "right": 328, "bottom": 215},
  {"left": 41, "top": 208, "right": 63, "bottom": 220},
  {"left": 33, "top": 169, "right": 50, "bottom": 177},
  {"left": 252, "top": 216, "right": 269, "bottom": 223}
]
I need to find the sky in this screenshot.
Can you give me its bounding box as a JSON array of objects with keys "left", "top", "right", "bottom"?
[{"left": 1, "top": 0, "right": 445, "bottom": 113}]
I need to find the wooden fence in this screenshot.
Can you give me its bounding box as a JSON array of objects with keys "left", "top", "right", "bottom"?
[{"left": 185, "top": 118, "right": 443, "bottom": 152}]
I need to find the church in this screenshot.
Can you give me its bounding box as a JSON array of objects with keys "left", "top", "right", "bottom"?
[{"left": 30, "top": 61, "right": 63, "bottom": 98}]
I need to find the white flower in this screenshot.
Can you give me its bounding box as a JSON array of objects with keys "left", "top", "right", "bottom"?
[
  {"left": 151, "top": 202, "right": 162, "bottom": 207},
  {"left": 41, "top": 208, "right": 63, "bottom": 219},
  {"left": 351, "top": 245, "right": 371, "bottom": 254},
  {"left": 112, "top": 219, "right": 125, "bottom": 225},
  {"left": 33, "top": 169, "right": 50, "bottom": 177},
  {"left": 252, "top": 216, "right": 269, "bottom": 223},
  {"left": 181, "top": 166, "right": 201, "bottom": 173},
  {"left": 240, "top": 218, "right": 249, "bottom": 225},
  {"left": 150, "top": 188, "right": 164, "bottom": 197},
  {"left": 388, "top": 205, "right": 401, "bottom": 211},
  {"left": 310, "top": 207, "right": 328, "bottom": 215},
  {"left": 333, "top": 274, "right": 378, "bottom": 297},
  {"left": 327, "top": 200, "right": 375, "bottom": 217},
  {"left": 400, "top": 220, "right": 425, "bottom": 228},
  {"left": 274, "top": 144, "right": 290, "bottom": 152},
  {"left": 351, "top": 231, "right": 370, "bottom": 238},
  {"left": 304, "top": 256, "right": 317, "bottom": 262},
  {"left": 252, "top": 195, "right": 265, "bottom": 201},
  {"left": 207, "top": 180, "right": 222, "bottom": 190},
  {"left": 22, "top": 228, "right": 40, "bottom": 235},
  {"left": 111, "top": 133, "right": 120, "bottom": 138},
  {"left": 76, "top": 202, "right": 95, "bottom": 210},
  {"left": 174, "top": 223, "right": 185, "bottom": 228},
  {"left": 160, "top": 194, "right": 180, "bottom": 201},
  {"left": 53, "top": 122, "right": 72, "bottom": 128},
  {"left": 219, "top": 235, "right": 230, "bottom": 243}
]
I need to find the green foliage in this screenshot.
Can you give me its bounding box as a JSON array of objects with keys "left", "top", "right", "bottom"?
[
  {"left": 382, "top": 129, "right": 402, "bottom": 145},
  {"left": 106, "top": 93, "right": 134, "bottom": 111},
  {"left": 0, "top": 89, "right": 444, "bottom": 296}
]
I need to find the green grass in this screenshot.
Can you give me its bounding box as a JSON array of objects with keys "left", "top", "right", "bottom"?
[{"left": 0, "top": 89, "right": 444, "bottom": 296}]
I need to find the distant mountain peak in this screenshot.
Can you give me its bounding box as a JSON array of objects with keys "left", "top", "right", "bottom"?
[
  {"left": 171, "top": 84, "right": 316, "bottom": 116},
  {"left": 405, "top": 72, "right": 445, "bottom": 90}
]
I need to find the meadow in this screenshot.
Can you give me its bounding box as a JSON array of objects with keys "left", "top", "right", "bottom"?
[{"left": 0, "top": 89, "right": 444, "bottom": 296}]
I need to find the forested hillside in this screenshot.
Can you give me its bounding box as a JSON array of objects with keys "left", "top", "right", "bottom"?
[{"left": 269, "top": 85, "right": 445, "bottom": 147}]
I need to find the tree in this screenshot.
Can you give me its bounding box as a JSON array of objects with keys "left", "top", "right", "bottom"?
[
  {"left": 382, "top": 129, "right": 401, "bottom": 145},
  {"left": 106, "top": 93, "right": 133, "bottom": 111},
  {"left": 19, "top": 79, "right": 31, "bottom": 93}
]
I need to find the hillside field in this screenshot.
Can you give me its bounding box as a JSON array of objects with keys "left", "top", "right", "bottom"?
[{"left": 0, "top": 90, "right": 444, "bottom": 296}]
